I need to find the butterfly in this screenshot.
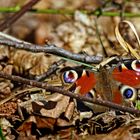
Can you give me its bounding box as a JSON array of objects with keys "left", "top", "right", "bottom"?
[{"left": 59, "top": 59, "right": 140, "bottom": 112}]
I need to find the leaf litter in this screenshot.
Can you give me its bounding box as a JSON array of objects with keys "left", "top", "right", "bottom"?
[{"left": 0, "top": 0, "right": 140, "bottom": 140}]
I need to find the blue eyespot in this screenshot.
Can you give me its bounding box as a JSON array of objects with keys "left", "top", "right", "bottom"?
[
  {"left": 85, "top": 93, "right": 93, "bottom": 98},
  {"left": 63, "top": 70, "right": 78, "bottom": 83},
  {"left": 85, "top": 89, "right": 95, "bottom": 98},
  {"left": 120, "top": 85, "right": 137, "bottom": 101},
  {"left": 123, "top": 89, "right": 133, "bottom": 99}
]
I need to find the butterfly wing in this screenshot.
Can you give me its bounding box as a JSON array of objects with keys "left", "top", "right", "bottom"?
[
  {"left": 112, "top": 60, "right": 140, "bottom": 104},
  {"left": 112, "top": 60, "right": 140, "bottom": 87},
  {"left": 75, "top": 70, "right": 96, "bottom": 95},
  {"left": 61, "top": 67, "right": 96, "bottom": 95}
]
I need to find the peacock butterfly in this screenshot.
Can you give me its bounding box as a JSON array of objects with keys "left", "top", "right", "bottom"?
[{"left": 59, "top": 59, "right": 140, "bottom": 112}]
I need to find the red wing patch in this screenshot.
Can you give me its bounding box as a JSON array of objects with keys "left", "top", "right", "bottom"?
[
  {"left": 112, "top": 68, "right": 140, "bottom": 88},
  {"left": 76, "top": 72, "right": 96, "bottom": 95}
]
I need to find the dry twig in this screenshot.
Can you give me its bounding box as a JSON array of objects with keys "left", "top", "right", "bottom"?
[
  {"left": 0, "top": 71, "right": 139, "bottom": 115},
  {"left": 0, "top": 0, "right": 40, "bottom": 31},
  {"left": 36, "top": 59, "right": 66, "bottom": 81},
  {"left": 0, "top": 37, "right": 102, "bottom": 64}
]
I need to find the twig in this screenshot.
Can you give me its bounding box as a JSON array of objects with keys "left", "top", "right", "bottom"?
[
  {"left": 0, "top": 0, "right": 40, "bottom": 31},
  {"left": 36, "top": 59, "right": 66, "bottom": 81},
  {"left": 0, "top": 113, "right": 11, "bottom": 117},
  {"left": 0, "top": 87, "right": 42, "bottom": 105},
  {"left": 94, "top": 18, "right": 108, "bottom": 57},
  {"left": 0, "top": 7, "right": 140, "bottom": 17},
  {"left": 0, "top": 126, "right": 5, "bottom": 140},
  {"left": 0, "top": 37, "right": 102, "bottom": 64},
  {"left": 0, "top": 72, "right": 140, "bottom": 115}
]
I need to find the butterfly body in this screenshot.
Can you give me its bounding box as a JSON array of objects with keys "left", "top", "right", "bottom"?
[{"left": 60, "top": 60, "right": 140, "bottom": 112}]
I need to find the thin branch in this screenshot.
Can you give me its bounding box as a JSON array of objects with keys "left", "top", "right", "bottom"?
[
  {"left": 0, "top": 0, "right": 40, "bottom": 31},
  {"left": 0, "top": 6, "right": 139, "bottom": 17},
  {"left": 94, "top": 18, "right": 108, "bottom": 57},
  {"left": 0, "top": 37, "right": 102, "bottom": 64},
  {"left": 36, "top": 59, "right": 66, "bottom": 81},
  {"left": 0, "top": 87, "right": 42, "bottom": 105},
  {"left": 0, "top": 72, "right": 140, "bottom": 115},
  {"left": 0, "top": 126, "right": 6, "bottom": 140}
]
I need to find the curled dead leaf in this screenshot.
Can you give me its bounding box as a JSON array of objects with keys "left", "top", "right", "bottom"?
[
  {"left": 32, "top": 94, "right": 70, "bottom": 118},
  {"left": 9, "top": 50, "right": 49, "bottom": 76},
  {"left": 115, "top": 20, "right": 140, "bottom": 59}
]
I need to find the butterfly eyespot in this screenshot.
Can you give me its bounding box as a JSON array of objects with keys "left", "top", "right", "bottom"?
[
  {"left": 131, "top": 60, "right": 140, "bottom": 72},
  {"left": 120, "top": 85, "right": 137, "bottom": 101},
  {"left": 85, "top": 89, "right": 95, "bottom": 99},
  {"left": 83, "top": 89, "right": 96, "bottom": 110},
  {"left": 63, "top": 70, "right": 78, "bottom": 83}
]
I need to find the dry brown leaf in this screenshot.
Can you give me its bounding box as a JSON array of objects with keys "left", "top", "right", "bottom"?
[
  {"left": 9, "top": 50, "right": 50, "bottom": 76},
  {"left": 115, "top": 20, "right": 140, "bottom": 59},
  {"left": 0, "top": 102, "right": 17, "bottom": 115},
  {"left": 32, "top": 94, "right": 70, "bottom": 118},
  {"left": 92, "top": 119, "right": 140, "bottom": 140}
]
